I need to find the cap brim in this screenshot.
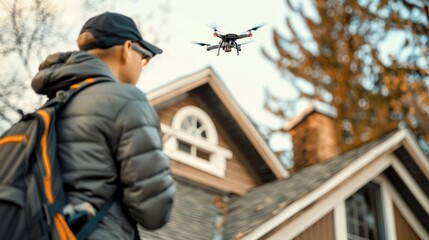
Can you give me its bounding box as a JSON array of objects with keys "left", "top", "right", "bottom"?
[
  {"left": 139, "top": 39, "right": 163, "bottom": 55},
  {"left": 132, "top": 45, "right": 154, "bottom": 58}
]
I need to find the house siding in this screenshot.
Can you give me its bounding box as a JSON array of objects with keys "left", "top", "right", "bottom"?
[
  {"left": 394, "top": 204, "right": 421, "bottom": 240},
  {"left": 293, "top": 211, "right": 335, "bottom": 240},
  {"left": 157, "top": 96, "right": 258, "bottom": 195}
]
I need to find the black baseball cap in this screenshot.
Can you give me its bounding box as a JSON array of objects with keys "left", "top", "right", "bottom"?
[{"left": 79, "top": 12, "right": 162, "bottom": 56}]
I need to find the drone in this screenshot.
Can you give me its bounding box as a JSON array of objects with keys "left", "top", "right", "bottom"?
[{"left": 193, "top": 24, "right": 265, "bottom": 56}]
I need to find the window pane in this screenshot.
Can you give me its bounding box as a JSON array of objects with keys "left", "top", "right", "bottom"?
[
  {"left": 196, "top": 148, "right": 210, "bottom": 161},
  {"left": 359, "top": 225, "right": 366, "bottom": 238},
  {"left": 178, "top": 140, "right": 191, "bottom": 153},
  {"left": 181, "top": 116, "right": 193, "bottom": 130},
  {"left": 345, "top": 182, "right": 384, "bottom": 240},
  {"left": 201, "top": 130, "right": 207, "bottom": 139},
  {"left": 180, "top": 115, "right": 209, "bottom": 139}
]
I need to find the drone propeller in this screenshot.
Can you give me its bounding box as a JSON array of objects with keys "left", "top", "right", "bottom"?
[
  {"left": 193, "top": 42, "right": 211, "bottom": 46},
  {"left": 246, "top": 24, "right": 266, "bottom": 32},
  {"left": 208, "top": 24, "right": 226, "bottom": 35},
  {"left": 208, "top": 24, "right": 219, "bottom": 32}
]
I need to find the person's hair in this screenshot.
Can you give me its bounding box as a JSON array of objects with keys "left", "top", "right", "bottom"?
[
  {"left": 77, "top": 32, "right": 96, "bottom": 50},
  {"left": 77, "top": 32, "right": 116, "bottom": 57}
]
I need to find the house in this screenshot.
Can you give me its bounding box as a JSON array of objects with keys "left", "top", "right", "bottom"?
[{"left": 139, "top": 67, "right": 429, "bottom": 240}]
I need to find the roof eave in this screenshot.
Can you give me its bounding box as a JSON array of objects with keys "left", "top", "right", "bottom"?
[
  {"left": 242, "top": 129, "right": 429, "bottom": 239},
  {"left": 147, "top": 67, "right": 289, "bottom": 179}
]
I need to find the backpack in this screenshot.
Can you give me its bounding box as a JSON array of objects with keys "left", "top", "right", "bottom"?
[{"left": 0, "top": 78, "right": 114, "bottom": 240}]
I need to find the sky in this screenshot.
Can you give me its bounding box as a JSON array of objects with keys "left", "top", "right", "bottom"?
[
  {"left": 2, "top": 0, "right": 409, "bottom": 161},
  {"left": 56, "top": 0, "right": 301, "bottom": 131},
  {"left": 0, "top": 0, "right": 313, "bottom": 152},
  {"left": 49, "top": 0, "right": 304, "bottom": 153},
  {"left": 143, "top": 0, "right": 299, "bottom": 127}
]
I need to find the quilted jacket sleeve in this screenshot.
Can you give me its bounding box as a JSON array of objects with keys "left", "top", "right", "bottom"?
[{"left": 115, "top": 93, "right": 175, "bottom": 230}]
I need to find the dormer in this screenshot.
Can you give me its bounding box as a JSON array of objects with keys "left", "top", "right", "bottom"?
[{"left": 148, "top": 67, "right": 288, "bottom": 195}]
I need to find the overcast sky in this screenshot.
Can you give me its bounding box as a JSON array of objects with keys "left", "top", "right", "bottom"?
[
  {"left": 57, "top": 0, "right": 302, "bottom": 132},
  {"left": 5, "top": 0, "right": 405, "bottom": 151},
  {"left": 144, "top": 0, "right": 298, "bottom": 127}
]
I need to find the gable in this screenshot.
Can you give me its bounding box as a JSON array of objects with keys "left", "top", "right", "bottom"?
[
  {"left": 229, "top": 130, "right": 429, "bottom": 239},
  {"left": 138, "top": 68, "right": 429, "bottom": 240},
  {"left": 148, "top": 67, "right": 288, "bottom": 181},
  {"left": 156, "top": 94, "right": 258, "bottom": 195},
  {"left": 286, "top": 211, "right": 335, "bottom": 240},
  {"left": 140, "top": 100, "right": 429, "bottom": 240}
]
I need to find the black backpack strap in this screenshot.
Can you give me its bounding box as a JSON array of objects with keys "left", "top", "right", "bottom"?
[
  {"left": 75, "top": 193, "right": 117, "bottom": 240},
  {"left": 42, "top": 78, "right": 112, "bottom": 111}
]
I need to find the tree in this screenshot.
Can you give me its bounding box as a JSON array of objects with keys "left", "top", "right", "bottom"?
[
  {"left": 263, "top": 0, "right": 429, "bottom": 152},
  {"left": 0, "top": 0, "right": 61, "bottom": 129},
  {"left": 0, "top": 0, "right": 171, "bottom": 133}
]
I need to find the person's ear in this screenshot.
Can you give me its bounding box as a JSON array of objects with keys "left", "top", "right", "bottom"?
[
  {"left": 121, "top": 40, "right": 133, "bottom": 64},
  {"left": 142, "top": 58, "right": 150, "bottom": 68}
]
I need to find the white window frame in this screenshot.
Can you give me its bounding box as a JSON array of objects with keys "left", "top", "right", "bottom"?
[
  {"left": 335, "top": 175, "right": 428, "bottom": 240},
  {"left": 161, "top": 106, "right": 232, "bottom": 178},
  {"left": 343, "top": 182, "right": 386, "bottom": 240}
]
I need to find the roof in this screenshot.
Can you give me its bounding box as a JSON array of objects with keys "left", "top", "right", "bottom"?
[
  {"left": 138, "top": 129, "right": 429, "bottom": 239},
  {"left": 222, "top": 132, "right": 393, "bottom": 239},
  {"left": 139, "top": 179, "right": 221, "bottom": 240},
  {"left": 240, "top": 129, "right": 429, "bottom": 239},
  {"left": 148, "top": 66, "right": 289, "bottom": 182}
]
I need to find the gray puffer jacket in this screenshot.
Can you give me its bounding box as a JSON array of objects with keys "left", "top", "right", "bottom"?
[{"left": 31, "top": 51, "right": 175, "bottom": 239}]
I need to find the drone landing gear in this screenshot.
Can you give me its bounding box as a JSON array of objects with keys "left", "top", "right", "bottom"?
[{"left": 217, "top": 40, "right": 223, "bottom": 56}]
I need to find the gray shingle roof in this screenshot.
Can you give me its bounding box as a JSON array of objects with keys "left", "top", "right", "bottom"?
[
  {"left": 139, "top": 132, "right": 397, "bottom": 240},
  {"left": 139, "top": 179, "right": 222, "bottom": 240},
  {"left": 222, "top": 134, "right": 393, "bottom": 239}
]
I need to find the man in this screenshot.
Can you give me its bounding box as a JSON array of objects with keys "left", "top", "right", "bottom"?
[{"left": 31, "top": 12, "right": 175, "bottom": 239}]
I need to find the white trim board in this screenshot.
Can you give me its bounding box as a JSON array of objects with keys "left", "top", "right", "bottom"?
[
  {"left": 148, "top": 67, "right": 289, "bottom": 179},
  {"left": 161, "top": 123, "right": 232, "bottom": 178},
  {"left": 264, "top": 153, "right": 394, "bottom": 240},
  {"left": 206, "top": 70, "right": 289, "bottom": 178},
  {"left": 331, "top": 175, "right": 427, "bottom": 240},
  {"left": 378, "top": 175, "right": 429, "bottom": 239},
  {"left": 334, "top": 202, "right": 347, "bottom": 240},
  {"left": 373, "top": 176, "right": 398, "bottom": 240},
  {"left": 332, "top": 177, "right": 399, "bottom": 240},
  {"left": 243, "top": 129, "right": 429, "bottom": 239},
  {"left": 391, "top": 157, "right": 429, "bottom": 213},
  {"left": 147, "top": 67, "right": 211, "bottom": 101},
  {"left": 403, "top": 130, "right": 429, "bottom": 179}
]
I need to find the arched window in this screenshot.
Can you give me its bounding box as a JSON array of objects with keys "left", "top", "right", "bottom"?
[
  {"left": 162, "top": 106, "right": 232, "bottom": 178},
  {"left": 180, "top": 115, "right": 207, "bottom": 139}
]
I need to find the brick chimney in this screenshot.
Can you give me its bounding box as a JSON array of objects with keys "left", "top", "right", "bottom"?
[{"left": 285, "top": 102, "right": 340, "bottom": 173}]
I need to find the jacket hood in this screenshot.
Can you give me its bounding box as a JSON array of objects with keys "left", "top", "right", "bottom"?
[{"left": 31, "top": 51, "right": 117, "bottom": 98}]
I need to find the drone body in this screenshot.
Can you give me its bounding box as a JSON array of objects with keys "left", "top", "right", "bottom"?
[{"left": 193, "top": 24, "right": 264, "bottom": 56}]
